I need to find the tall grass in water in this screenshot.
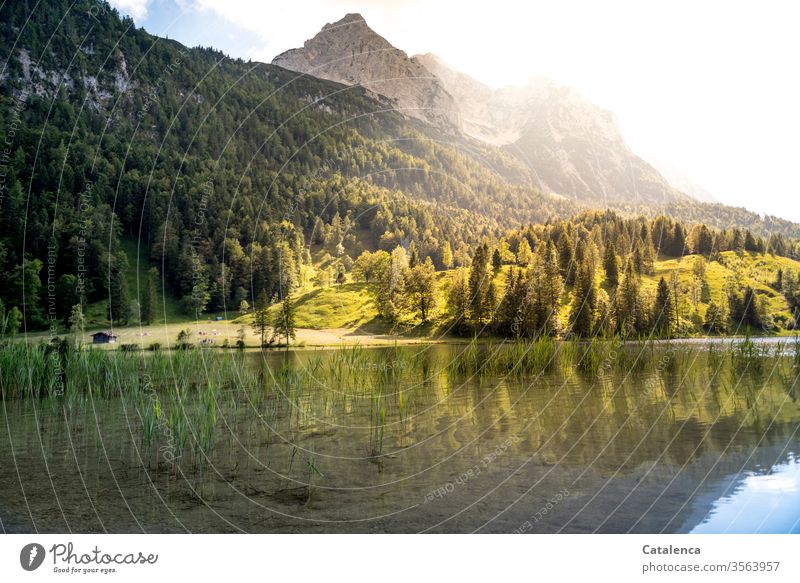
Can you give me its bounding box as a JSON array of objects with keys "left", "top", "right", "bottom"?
[
  {"left": 448, "top": 336, "right": 561, "bottom": 378},
  {"left": 732, "top": 331, "right": 767, "bottom": 373},
  {"left": 793, "top": 335, "right": 800, "bottom": 368},
  {"left": 574, "top": 336, "right": 623, "bottom": 375},
  {"left": 366, "top": 364, "right": 388, "bottom": 467}
]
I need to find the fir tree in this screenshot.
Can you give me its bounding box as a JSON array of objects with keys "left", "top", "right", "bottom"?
[
  {"left": 109, "top": 251, "right": 130, "bottom": 325},
  {"left": 492, "top": 248, "right": 502, "bottom": 272},
  {"left": 569, "top": 261, "right": 596, "bottom": 337},
  {"left": 653, "top": 277, "right": 673, "bottom": 335},
  {"left": 603, "top": 242, "right": 620, "bottom": 287},
  {"left": 272, "top": 294, "right": 296, "bottom": 345},
  {"left": 252, "top": 289, "right": 271, "bottom": 348},
  {"left": 140, "top": 267, "right": 158, "bottom": 325},
  {"left": 704, "top": 301, "right": 728, "bottom": 334},
  {"left": 441, "top": 241, "right": 453, "bottom": 269},
  {"left": 517, "top": 238, "right": 533, "bottom": 266},
  {"left": 468, "top": 242, "right": 491, "bottom": 326}
]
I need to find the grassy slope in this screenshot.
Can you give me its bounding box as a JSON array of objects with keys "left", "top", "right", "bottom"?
[
  {"left": 276, "top": 252, "right": 800, "bottom": 334},
  {"left": 642, "top": 252, "right": 797, "bottom": 330},
  {"left": 51, "top": 250, "right": 799, "bottom": 346},
  {"left": 262, "top": 282, "right": 378, "bottom": 329}
]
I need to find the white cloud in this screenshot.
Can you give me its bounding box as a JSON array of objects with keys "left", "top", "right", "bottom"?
[{"left": 108, "top": 0, "right": 154, "bottom": 21}]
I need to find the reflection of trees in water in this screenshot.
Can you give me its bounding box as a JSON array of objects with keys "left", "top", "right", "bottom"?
[{"left": 436, "top": 346, "right": 800, "bottom": 472}]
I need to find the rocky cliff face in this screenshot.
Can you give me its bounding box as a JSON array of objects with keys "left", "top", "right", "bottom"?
[
  {"left": 272, "top": 14, "right": 459, "bottom": 131},
  {"left": 417, "top": 54, "right": 685, "bottom": 204},
  {"left": 274, "top": 15, "right": 685, "bottom": 205}
]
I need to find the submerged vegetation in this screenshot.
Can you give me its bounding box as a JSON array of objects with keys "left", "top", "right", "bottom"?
[
  {"left": 2, "top": 336, "right": 799, "bottom": 532},
  {"left": 2, "top": 335, "right": 798, "bottom": 479}
]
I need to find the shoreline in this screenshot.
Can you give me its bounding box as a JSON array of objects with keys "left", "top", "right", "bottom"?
[{"left": 9, "top": 326, "right": 797, "bottom": 352}]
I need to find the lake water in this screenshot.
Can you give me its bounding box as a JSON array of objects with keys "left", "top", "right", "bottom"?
[{"left": 1, "top": 342, "right": 799, "bottom": 533}]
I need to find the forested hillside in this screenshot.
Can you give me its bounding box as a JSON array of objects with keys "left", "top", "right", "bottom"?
[{"left": 1, "top": 0, "right": 798, "bottom": 334}]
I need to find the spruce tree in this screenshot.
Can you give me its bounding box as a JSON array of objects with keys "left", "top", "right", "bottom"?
[
  {"left": 441, "top": 241, "right": 453, "bottom": 269},
  {"left": 517, "top": 238, "right": 533, "bottom": 266},
  {"left": 272, "top": 294, "right": 296, "bottom": 345},
  {"left": 468, "top": 242, "right": 490, "bottom": 326},
  {"left": 252, "top": 289, "right": 271, "bottom": 348},
  {"left": 109, "top": 251, "right": 130, "bottom": 325},
  {"left": 140, "top": 267, "right": 158, "bottom": 325},
  {"left": 569, "top": 261, "right": 596, "bottom": 337},
  {"left": 558, "top": 233, "right": 575, "bottom": 285},
  {"left": 653, "top": 277, "right": 672, "bottom": 335},
  {"left": 603, "top": 242, "right": 620, "bottom": 287},
  {"left": 492, "top": 248, "right": 502, "bottom": 272}
]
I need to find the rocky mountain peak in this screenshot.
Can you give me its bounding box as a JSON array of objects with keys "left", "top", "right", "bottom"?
[
  {"left": 272, "top": 15, "right": 459, "bottom": 130},
  {"left": 273, "top": 19, "right": 687, "bottom": 205}
]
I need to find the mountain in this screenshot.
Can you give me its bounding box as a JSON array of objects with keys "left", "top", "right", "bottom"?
[
  {"left": 0, "top": 1, "right": 798, "bottom": 331},
  {"left": 271, "top": 15, "right": 796, "bottom": 215},
  {"left": 272, "top": 13, "right": 459, "bottom": 131},
  {"left": 415, "top": 53, "right": 685, "bottom": 206},
  {"left": 0, "top": 0, "right": 583, "bottom": 327},
  {"left": 274, "top": 18, "right": 687, "bottom": 206}
]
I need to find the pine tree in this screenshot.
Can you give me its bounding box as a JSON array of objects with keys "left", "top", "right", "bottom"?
[
  {"left": 109, "top": 251, "right": 130, "bottom": 325},
  {"left": 615, "top": 258, "right": 643, "bottom": 335},
  {"left": 238, "top": 299, "right": 250, "bottom": 315},
  {"left": 704, "top": 300, "right": 728, "bottom": 334},
  {"left": 517, "top": 238, "right": 533, "bottom": 266},
  {"left": 539, "top": 240, "right": 563, "bottom": 335},
  {"left": 672, "top": 223, "right": 687, "bottom": 256},
  {"left": 5, "top": 306, "right": 22, "bottom": 336},
  {"left": 557, "top": 233, "right": 575, "bottom": 285},
  {"left": 729, "top": 286, "right": 763, "bottom": 330},
  {"left": 140, "top": 267, "right": 157, "bottom": 325},
  {"left": 653, "top": 277, "right": 673, "bottom": 335},
  {"left": 272, "top": 294, "right": 296, "bottom": 345},
  {"left": 441, "top": 241, "right": 453, "bottom": 269},
  {"left": 594, "top": 288, "right": 613, "bottom": 335},
  {"left": 569, "top": 260, "right": 596, "bottom": 337},
  {"left": 485, "top": 280, "right": 497, "bottom": 323},
  {"left": 252, "top": 289, "right": 271, "bottom": 348},
  {"left": 669, "top": 270, "right": 681, "bottom": 327},
  {"left": 375, "top": 246, "right": 408, "bottom": 323},
  {"left": 446, "top": 268, "right": 471, "bottom": 331},
  {"left": 492, "top": 248, "right": 502, "bottom": 272},
  {"left": 468, "top": 242, "right": 490, "bottom": 326},
  {"left": 603, "top": 242, "right": 620, "bottom": 287},
  {"left": 407, "top": 241, "right": 420, "bottom": 268}
]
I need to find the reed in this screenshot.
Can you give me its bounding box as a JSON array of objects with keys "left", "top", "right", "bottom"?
[{"left": 793, "top": 335, "right": 800, "bottom": 367}]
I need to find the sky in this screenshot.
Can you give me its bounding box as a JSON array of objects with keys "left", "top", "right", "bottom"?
[{"left": 110, "top": 0, "right": 800, "bottom": 222}]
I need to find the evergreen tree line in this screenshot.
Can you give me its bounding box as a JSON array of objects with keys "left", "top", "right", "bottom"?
[
  {"left": 345, "top": 210, "right": 799, "bottom": 338},
  {"left": 2, "top": 1, "right": 799, "bottom": 334}
]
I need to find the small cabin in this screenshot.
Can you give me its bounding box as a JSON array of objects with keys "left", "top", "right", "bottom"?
[{"left": 91, "top": 331, "right": 117, "bottom": 344}]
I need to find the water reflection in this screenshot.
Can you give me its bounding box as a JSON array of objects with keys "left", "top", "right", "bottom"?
[
  {"left": 691, "top": 456, "right": 800, "bottom": 534},
  {"left": 1, "top": 342, "right": 799, "bottom": 533}
]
